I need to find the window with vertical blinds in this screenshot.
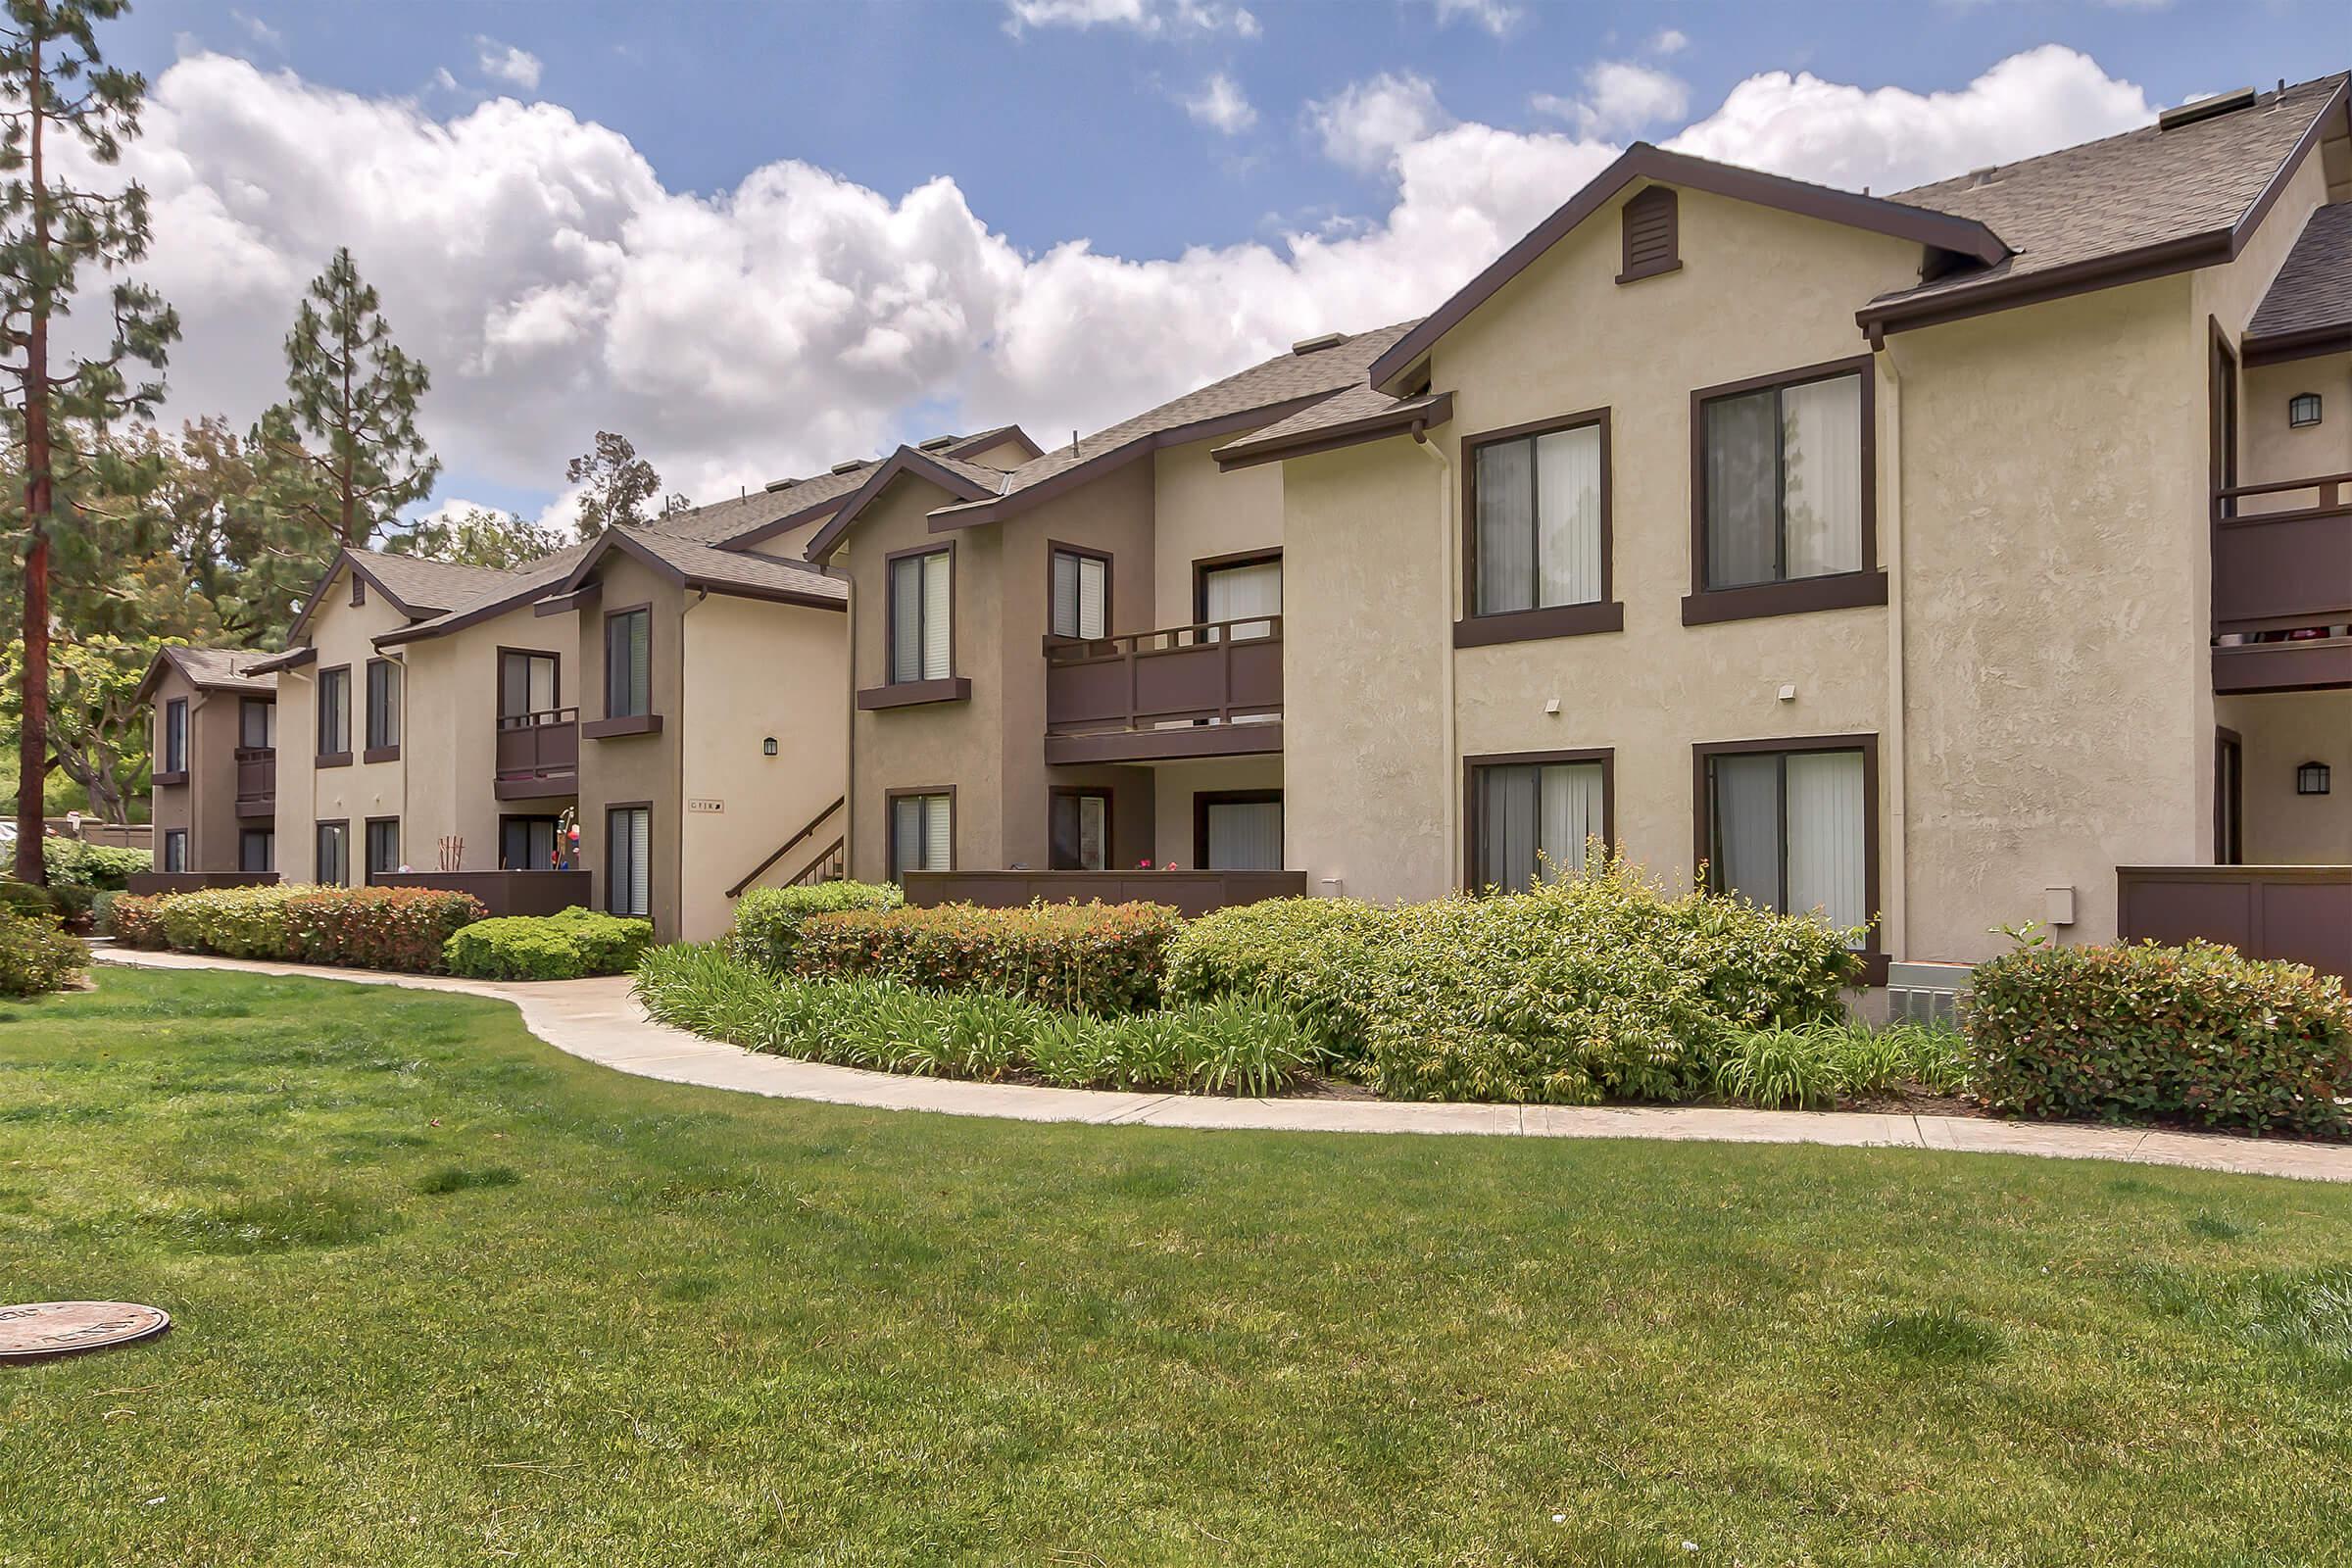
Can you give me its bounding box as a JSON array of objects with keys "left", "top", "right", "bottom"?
[
  {"left": 606, "top": 610, "right": 651, "bottom": 717},
  {"left": 240, "top": 828, "right": 274, "bottom": 874},
  {"left": 366, "top": 818, "right": 401, "bottom": 880},
  {"left": 607, "top": 806, "right": 652, "bottom": 917},
  {"left": 1050, "top": 549, "right": 1108, "bottom": 641},
  {"left": 1471, "top": 758, "right": 1607, "bottom": 893},
  {"left": 1473, "top": 420, "right": 1605, "bottom": 616},
  {"left": 890, "top": 550, "right": 953, "bottom": 682},
  {"left": 1200, "top": 795, "right": 1282, "bottom": 871},
  {"left": 1704, "top": 745, "right": 1870, "bottom": 945},
  {"left": 163, "top": 699, "right": 187, "bottom": 774},
  {"left": 317, "top": 667, "right": 351, "bottom": 757},
  {"left": 1200, "top": 557, "right": 1281, "bottom": 640},
  {"left": 365, "top": 660, "right": 402, "bottom": 751},
  {"left": 502, "top": 816, "right": 560, "bottom": 871},
  {"left": 162, "top": 830, "right": 187, "bottom": 873},
  {"left": 239, "top": 698, "right": 273, "bottom": 750},
  {"left": 890, "top": 793, "right": 953, "bottom": 874},
  {"left": 500, "top": 651, "right": 558, "bottom": 719},
  {"left": 1701, "top": 370, "right": 1865, "bottom": 590},
  {"left": 316, "top": 821, "right": 349, "bottom": 887}
]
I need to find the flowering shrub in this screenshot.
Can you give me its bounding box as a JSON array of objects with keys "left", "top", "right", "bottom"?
[
  {"left": 731, "top": 879, "right": 903, "bottom": 971},
  {"left": 104, "top": 892, "right": 170, "bottom": 949},
  {"left": 793, "top": 900, "right": 1181, "bottom": 1014},
  {"left": 445, "top": 908, "right": 654, "bottom": 980},
  {"left": 134, "top": 883, "right": 486, "bottom": 972},
  {"left": 1964, "top": 939, "right": 2352, "bottom": 1139},
  {"left": 0, "top": 908, "right": 87, "bottom": 997},
  {"left": 1164, "top": 858, "right": 1867, "bottom": 1103}
]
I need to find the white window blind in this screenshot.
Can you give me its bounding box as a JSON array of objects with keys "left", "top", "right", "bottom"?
[
  {"left": 1052, "top": 551, "right": 1106, "bottom": 640},
  {"left": 608, "top": 806, "right": 651, "bottom": 916},
  {"left": 1203, "top": 799, "right": 1282, "bottom": 871},
  {"left": 921, "top": 552, "right": 952, "bottom": 679},
  {"left": 1782, "top": 375, "right": 1863, "bottom": 577},
  {"left": 1476, "top": 760, "right": 1605, "bottom": 892},
  {"left": 892, "top": 794, "right": 952, "bottom": 874},
  {"left": 1202, "top": 559, "right": 1280, "bottom": 640}
]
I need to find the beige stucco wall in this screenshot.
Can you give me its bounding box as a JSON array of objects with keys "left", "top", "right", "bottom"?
[
  {"left": 676, "top": 593, "right": 849, "bottom": 940},
  {"left": 400, "top": 603, "right": 578, "bottom": 872},
  {"left": 2244, "top": 357, "right": 2352, "bottom": 496},
  {"left": 1148, "top": 755, "right": 1283, "bottom": 868},
  {"left": 145, "top": 664, "right": 260, "bottom": 871},
  {"left": 2217, "top": 690, "right": 2352, "bottom": 863},
  {"left": 274, "top": 566, "right": 412, "bottom": 881},
  {"left": 573, "top": 553, "right": 687, "bottom": 933},
  {"left": 1152, "top": 435, "right": 1283, "bottom": 628}
]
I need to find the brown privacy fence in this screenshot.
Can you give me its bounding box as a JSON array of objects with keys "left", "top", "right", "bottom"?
[
  {"left": 2117, "top": 865, "right": 2352, "bottom": 984},
  {"left": 368, "top": 870, "right": 592, "bottom": 918}
]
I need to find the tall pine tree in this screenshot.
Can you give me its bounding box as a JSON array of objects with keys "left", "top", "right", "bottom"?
[{"left": 0, "top": 0, "right": 176, "bottom": 881}]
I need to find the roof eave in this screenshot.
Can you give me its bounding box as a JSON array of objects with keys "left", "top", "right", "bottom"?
[
  {"left": 1212, "top": 391, "right": 1456, "bottom": 472},
  {"left": 800, "top": 449, "right": 995, "bottom": 563},
  {"left": 2244, "top": 321, "right": 2352, "bottom": 367}
]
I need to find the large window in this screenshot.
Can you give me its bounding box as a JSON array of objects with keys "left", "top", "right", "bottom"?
[
  {"left": 607, "top": 805, "right": 652, "bottom": 917},
  {"left": 1699, "top": 739, "right": 1875, "bottom": 948},
  {"left": 499, "top": 650, "right": 559, "bottom": 720},
  {"left": 162, "top": 829, "right": 187, "bottom": 873},
  {"left": 1694, "top": 363, "right": 1871, "bottom": 606},
  {"left": 605, "top": 608, "right": 652, "bottom": 718},
  {"left": 365, "top": 658, "right": 402, "bottom": 756},
  {"left": 1468, "top": 752, "right": 1610, "bottom": 893},
  {"left": 317, "top": 665, "right": 352, "bottom": 760},
  {"left": 888, "top": 549, "right": 953, "bottom": 683},
  {"left": 1049, "top": 789, "right": 1110, "bottom": 870},
  {"left": 239, "top": 828, "right": 274, "bottom": 874},
  {"left": 365, "top": 817, "right": 401, "bottom": 881},
  {"left": 1196, "top": 553, "right": 1281, "bottom": 640},
  {"left": 315, "top": 820, "right": 350, "bottom": 887},
  {"left": 501, "top": 814, "right": 562, "bottom": 871},
  {"left": 161, "top": 698, "right": 188, "bottom": 776},
  {"left": 239, "top": 697, "right": 274, "bottom": 750},
  {"left": 1050, "top": 547, "right": 1109, "bottom": 641},
  {"left": 1469, "top": 415, "right": 1608, "bottom": 621},
  {"left": 1195, "top": 791, "right": 1282, "bottom": 871},
  {"left": 889, "top": 791, "right": 953, "bottom": 875}
]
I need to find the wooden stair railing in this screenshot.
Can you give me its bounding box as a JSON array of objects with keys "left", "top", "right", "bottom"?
[
  {"left": 725, "top": 795, "right": 847, "bottom": 900},
  {"left": 785, "top": 837, "right": 846, "bottom": 887}
]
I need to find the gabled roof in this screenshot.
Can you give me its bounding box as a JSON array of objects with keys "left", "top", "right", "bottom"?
[
  {"left": 133, "top": 645, "right": 278, "bottom": 705},
  {"left": 372, "top": 543, "right": 591, "bottom": 648},
  {"left": 1860, "top": 74, "right": 2350, "bottom": 335},
  {"left": 2245, "top": 200, "right": 2352, "bottom": 364},
  {"left": 797, "top": 445, "right": 1010, "bottom": 563},
  {"left": 1212, "top": 385, "right": 1454, "bottom": 470},
  {"left": 277, "top": 545, "right": 519, "bottom": 648},
  {"left": 555, "top": 522, "right": 848, "bottom": 610},
  {"left": 721, "top": 429, "right": 1031, "bottom": 554},
  {"left": 1367, "top": 144, "right": 2008, "bottom": 391}
]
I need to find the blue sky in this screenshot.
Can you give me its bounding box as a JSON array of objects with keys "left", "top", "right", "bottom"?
[{"left": 93, "top": 0, "right": 2345, "bottom": 524}]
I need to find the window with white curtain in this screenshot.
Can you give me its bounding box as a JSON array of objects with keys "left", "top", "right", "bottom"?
[
  {"left": 890, "top": 549, "right": 953, "bottom": 682},
  {"left": 1471, "top": 757, "right": 1608, "bottom": 893},
  {"left": 1199, "top": 794, "right": 1282, "bottom": 871},
  {"left": 1199, "top": 556, "right": 1281, "bottom": 641},
  {"left": 1704, "top": 744, "right": 1871, "bottom": 946},
  {"left": 1050, "top": 548, "right": 1108, "bottom": 641},
  {"left": 891, "top": 793, "right": 953, "bottom": 874},
  {"left": 1701, "top": 369, "right": 1865, "bottom": 590},
  {"left": 317, "top": 666, "right": 351, "bottom": 758},
  {"left": 499, "top": 651, "right": 559, "bottom": 721},
  {"left": 1472, "top": 419, "right": 1605, "bottom": 615},
  {"left": 607, "top": 806, "right": 652, "bottom": 917}
]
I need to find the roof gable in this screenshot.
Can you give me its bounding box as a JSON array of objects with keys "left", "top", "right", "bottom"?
[
  {"left": 557, "top": 524, "right": 848, "bottom": 610},
  {"left": 798, "top": 447, "right": 1001, "bottom": 564}
]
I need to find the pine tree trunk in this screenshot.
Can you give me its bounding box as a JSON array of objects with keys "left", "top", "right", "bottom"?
[{"left": 13, "top": 32, "right": 51, "bottom": 885}]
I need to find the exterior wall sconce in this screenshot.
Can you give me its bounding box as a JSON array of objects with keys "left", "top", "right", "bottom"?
[
  {"left": 761, "top": 736, "right": 779, "bottom": 757},
  {"left": 2296, "top": 760, "right": 2330, "bottom": 795},
  {"left": 2288, "top": 392, "right": 2322, "bottom": 427}
]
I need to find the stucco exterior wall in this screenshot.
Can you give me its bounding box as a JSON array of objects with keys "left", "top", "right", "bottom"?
[
  {"left": 274, "top": 567, "right": 413, "bottom": 881},
  {"left": 1148, "top": 755, "right": 1282, "bottom": 867},
  {"left": 1152, "top": 435, "right": 1283, "bottom": 628},
  {"left": 676, "top": 593, "right": 849, "bottom": 940},
  {"left": 2216, "top": 690, "right": 2352, "bottom": 863},
  {"left": 573, "top": 554, "right": 686, "bottom": 932},
  {"left": 400, "top": 604, "right": 578, "bottom": 872},
  {"left": 145, "top": 664, "right": 257, "bottom": 871},
  {"left": 2244, "top": 356, "right": 2352, "bottom": 491}
]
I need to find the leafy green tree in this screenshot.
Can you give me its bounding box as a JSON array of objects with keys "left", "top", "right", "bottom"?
[
  {"left": 258, "top": 246, "right": 437, "bottom": 550},
  {"left": 1, "top": 628, "right": 146, "bottom": 820},
  {"left": 566, "top": 430, "right": 685, "bottom": 539},
  {"left": 386, "top": 504, "right": 565, "bottom": 571},
  {"left": 0, "top": 0, "right": 178, "bottom": 880}
]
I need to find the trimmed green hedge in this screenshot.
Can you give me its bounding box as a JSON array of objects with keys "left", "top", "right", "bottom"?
[
  {"left": 730, "top": 880, "right": 902, "bottom": 971},
  {"left": 105, "top": 892, "right": 170, "bottom": 949},
  {"left": 445, "top": 908, "right": 654, "bottom": 980},
  {"left": 43, "top": 838, "right": 150, "bottom": 890},
  {"left": 0, "top": 908, "right": 86, "bottom": 997},
  {"left": 794, "top": 900, "right": 1180, "bottom": 1014},
  {"left": 1164, "top": 859, "right": 1868, "bottom": 1103},
  {"left": 124, "top": 884, "right": 487, "bottom": 972},
  {"left": 1964, "top": 939, "right": 2352, "bottom": 1138},
  {"left": 636, "top": 942, "right": 1318, "bottom": 1096}
]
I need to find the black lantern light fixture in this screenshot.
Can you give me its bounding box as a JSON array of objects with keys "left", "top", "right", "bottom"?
[
  {"left": 2296, "top": 760, "right": 2331, "bottom": 796},
  {"left": 762, "top": 736, "right": 778, "bottom": 757},
  {"left": 2288, "top": 392, "right": 2322, "bottom": 428}
]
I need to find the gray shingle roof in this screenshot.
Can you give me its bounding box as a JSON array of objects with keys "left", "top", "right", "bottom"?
[
  {"left": 2248, "top": 200, "right": 2352, "bottom": 345},
  {"left": 358, "top": 549, "right": 518, "bottom": 612},
  {"left": 167, "top": 646, "right": 278, "bottom": 692},
  {"left": 1210, "top": 383, "right": 1452, "bottom": 466},
  {"left": 607, "top": 524, "right": 846, "bottom": 604},
  {"left": 1870, "top": 74, "right": 2349, "bottom": 316}
]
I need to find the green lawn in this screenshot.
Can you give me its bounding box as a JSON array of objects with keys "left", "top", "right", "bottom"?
[{"left": 5, "top": 969, "right": 2351, "bottom": 1566}]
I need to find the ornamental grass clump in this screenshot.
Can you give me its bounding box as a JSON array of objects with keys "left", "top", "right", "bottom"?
[
  {"left": 1964, "top": 937, "right": 2352, "bottom": 1139},
  {"left": 1165, "top": 857, "right": 1867, "bottom": 1103},
  {"left": 792, "top": 899, "right": 1180, "bottom": 1014}
]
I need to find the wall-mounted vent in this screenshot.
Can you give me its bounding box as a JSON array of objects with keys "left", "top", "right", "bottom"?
[
  {"left": 1886, "top": 960, "right": 1974, "bottom": 1030},
  {"left": 829, "top": 459, "right": 867, "bottom": 475},
  {"left": 1616, "top": 184, "right": 1680, "bottom": 284},
  {"left": 1290, "top": 331, "right": 1346, "bottom": 356},
  {"left": 2159, "top": 87, "right": 2255, "bottom": 131}
]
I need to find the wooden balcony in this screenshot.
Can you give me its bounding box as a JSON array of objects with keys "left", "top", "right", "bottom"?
[
  {"left": 495, "top": 708, "right": 580, "bottom": 800},
  {"left": 234, "top": 747, "right": 275, "bottom": 819},
  {"left": 2212, "top": 471, "right": 2351, "bottom": 693},
  {"left": 1043, "top": 616, "right": 1282, "bottom": 764},
  {"left": 903, "top": 868, "right": 1306, "bottom": 917},
  {"left": 2118, "top": 864, "right": 2351, "bottom": 985}
]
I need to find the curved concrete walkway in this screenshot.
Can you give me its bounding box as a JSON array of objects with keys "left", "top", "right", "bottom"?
[{"left": 90, "top": 947, "right": 2352, "bottom": 1184}]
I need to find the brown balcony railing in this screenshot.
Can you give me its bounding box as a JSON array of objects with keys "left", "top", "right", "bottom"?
[
  {"left": 234, "top": 746, "right": 275, "bottom": 818},
  {"left": 2210, "top": 471, "right": 2351, "bottom": 693},
  {"left": 1044, "top": 615, "right": 1282, "bottom": 762},
  {"left": 495, "top": 707, "right": 580, "bottom": 799}
]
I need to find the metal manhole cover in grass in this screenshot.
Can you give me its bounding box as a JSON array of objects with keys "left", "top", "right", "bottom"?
[{"left": 0, "top": 1301, "right": 172, "bottom": 1362}]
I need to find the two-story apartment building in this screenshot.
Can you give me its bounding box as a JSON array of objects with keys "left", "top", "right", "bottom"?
[{"left": 133, "top": 646, "right": 278, "bottom": 881}]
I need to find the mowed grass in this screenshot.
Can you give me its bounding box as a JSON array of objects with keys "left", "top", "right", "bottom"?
[{"left": 5, "top": 971, "right": 2352, "bottom": 1566}]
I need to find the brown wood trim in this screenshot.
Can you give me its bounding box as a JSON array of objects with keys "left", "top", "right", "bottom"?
[
  {"left": 1191, "top": 548, "right": 1283, "bottom": 624},
  {"left": 1691, "top": 733, "right": 1885, "bottom": 982},
  {"left": 1688, "top": 355, "right": 1878, "bottom": 610},
  {"left": 581, "top": 712, "right": 663, "bottom": 739},
  {"left": 2214, "top": 724, "right": 2244, "bottom": 866},
  {"left": 1616, "top": 184, "right": 1680, "bottom": 283},
  {"left": 2209, "top": 315, "right": 2239, "bottom": 527},
  {"left": 496, "top": 646, "right": 564, "bottom": 718},
  {"left": 1192, "top": 789, "right": 1282, "bottom": 871},
  {"left": 1045, "top": 719, "right": 1282, "bottom": 766},
  {"left": 1461, "top": 748, "right": 1615, "bottom": 891},
  {"left": 857, "top": 676, "right": 971, "bottom": 710},
  {"left": 363, "top": 814, "right": 400, "bottom": 884},
  {"left": 882, "top": 539, "right": 956, "bottom": 687},
  {"left": 533, "top": 587, "right": 596, "bottom": 616},
  {"left": 766, "top": 447, "right": 996, "bottom": 561},
  {"left": 723, "top": 794, "right": 847, "bottom": 899},
  {"left": 675, "top": 575, "right": 848, "bottom": 612},
  {"left": 601, "top": 601, "right": 654, "bottom": 721},
  {"left": 363, "top": 746, "right": 401, "bottom": 764},
  {"left": 1452, "top": 602, "right": 1625, "bottom": 645},
  {"left": 1461, "top": 405, "right": 1615, "bottom": 627},
  {"left": 1047, "top": 785, "right": 1115, "bottom": 871},
  {"left": 1212, "top": 391, "right": 1454, "bottom": 471},
  {"left": 885, "top": 784, "right": 957, "bottom": 874},
  {"left": 1045, "top": 539, "right": 1114, "bottom": 641},
  {"left": 150, "top": 769, "right": 189, "bottom": 787},
  {"left": 315, "top": 817, "right": 352, "bottom": 888},
  {"left": 316, "top": 662, "right": 352, "bottom": 760},
  {"left": 1682, "top": 570, "right": 1888, "bottom": 625},
  {"left": 314, "top": 752, "right": 353, "bottom": 769},
  {"left": 2244, "top": 323, "right": 2352, "bottom": 368}
]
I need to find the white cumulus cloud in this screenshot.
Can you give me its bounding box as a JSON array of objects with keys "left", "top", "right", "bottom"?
[
  {"left": 1652, "top": 27, "right": 1689, "bottom": 55},
  {"left": 1430, "top": 0, "right": 1521, "bottom": 35},
  {"left": 1306, "top": 72, "right": 1449, "bottom": 173},
  {"left": 1177, "top": 72, "right": 1256, "bottom": 133},
  {"left": 1534, "top": 61, "right": 1690, "bottom": 138},
  {"left": 473, "top": 37, "right": 543, "bottom": 92},
  {"left": 1003, "top": 0, "right": 1260, "bottom": 37}
]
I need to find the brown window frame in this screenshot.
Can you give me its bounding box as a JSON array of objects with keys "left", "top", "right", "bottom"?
[
  {"left": 601, "top": 604, "right": 653, "bottom": 720},
  {"left": 1691, "top": 733, "right": 1885, "bottom": 984},
  {"left": 860, "top": 544, "right": 969, "bottom": 709},
  {"left": 239, "top": 826, "right": 274, "bottom": 875},
  {"left": 885, "top": 785, "right": 956, "bottom": 876},
  {"left": 364, "top": 815, "right": 401, "bottom": 882},
  {"left": 364, "top": 657, "right": 402, "bottom": 761},
  {"left": 159, "top": 697, "right": 189, "bottom": 780},
  {"left": 1191, "top": 548, "right": 1284, "bottom": 626},
  {"left": 161, "top": 827, "right": 188, "bottom": 873},
  {"left": 497, "top": 647, "right": 563, "bottom": 722},
  {"left": 1617, "top": 184, "right": 1680, "bottom": 283},
  {"left": 1456, "top": 408, "right": 1623, "bottom": 646},
  {"left": 605, "top": 800, "right": 654, "bottom": 918},
  {"left": 316, "top": 664, "right": 353, "bottom": 766},
  {"left": 239, "top": 696, "right": 274, "bottom": 751},
  {"left": 315, "top": 818, "right": 352, "bottom": 887},
  {"left": 1192, "top": 789, "right": 1284, "bottom": 871},
  {"left": 1046, "top": 541, "right": 1114, "bottom": 642},
  {"left": 1461, "top": 747, "right": 1616, "bottom": 892},
  {"left": 1685, "top": 355, "right": 1886, "bottom": 626},
  {"left": 1047, "top": 786, "right": 1114, "bottom": 870}
]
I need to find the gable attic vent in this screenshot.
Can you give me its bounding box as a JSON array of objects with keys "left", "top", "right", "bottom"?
[
  {"left": 763, "top": 477, "right": 797, "bottom": 492},
  {"left": 1616, "top": 184, "right": 1680, "bottom": 284},
  {"left": 916, "top": 434, "right": 956, "bottom": 451},
  {"left": 829, "top": 459, "right": 867, "bottom": 475},
  {"left": 1290, "top": 331, "right": 1346, "bottom": 355},
  {"left": 2158, "top": 86, "right": 2255, "bottom": 131}
]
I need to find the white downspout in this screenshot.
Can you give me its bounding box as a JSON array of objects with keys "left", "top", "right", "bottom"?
[
  {"left": 1410, "top": 417, "right": 1459, "bottom": 891},
  {"left": 1878, "top": 347, "right": 1907, "bottom": 966}
]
